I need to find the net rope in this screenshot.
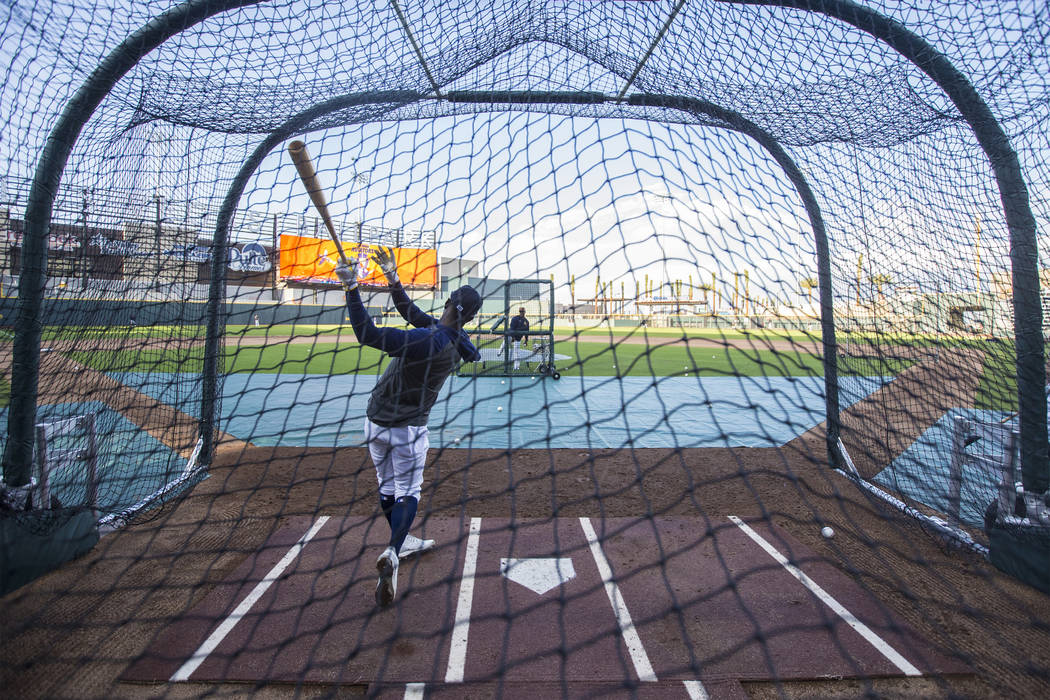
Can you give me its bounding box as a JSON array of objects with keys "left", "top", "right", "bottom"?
[{"left": 2, "top": 1, "right": 1049, "bottom": 697}]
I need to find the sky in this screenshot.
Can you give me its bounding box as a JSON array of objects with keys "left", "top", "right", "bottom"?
[
  {"left": 242, "top": 111, "right": 821, "bottom": 308},
  {"left": 1, "top": 0, "right": 1044, "bottom": 309}
]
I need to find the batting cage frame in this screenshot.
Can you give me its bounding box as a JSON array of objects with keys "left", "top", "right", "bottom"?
[
  {"left": 458, "top": 278, "right": 560, "bottom": 380},
  {"left": 3, "top": 0, "right": 1050, "bottom": 697}
]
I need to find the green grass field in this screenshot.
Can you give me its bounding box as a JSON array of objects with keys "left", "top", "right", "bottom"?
[
  {"left": 67, "top": 338, "right": 916, "bottom": 379},
  {"left": 37, "top": 323, "right": 1017, "bottom": 399},
  {"left": 976, "top": 343, "right": 1021, "bottom": 411},
  {"left": 38, "top": 322, "right": 1012, "bottom": 348}
]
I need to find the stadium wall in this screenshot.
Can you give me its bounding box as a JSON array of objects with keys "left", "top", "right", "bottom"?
[{"left": 0, "top": 297, "right": 383, "bottom": 328}]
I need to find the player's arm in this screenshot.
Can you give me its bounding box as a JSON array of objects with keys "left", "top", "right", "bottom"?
[
  {"left": 373, "top": 246, "right": 435, "bottom": 329},
  {"left": 455, "top": 330, "right": 482, "bottom": 362},
  {"left": 339, "top": 261, "right": 431, "bottom": 357},
  {"left": 389, "top": 283, "right": 435, "bottom": 329}
]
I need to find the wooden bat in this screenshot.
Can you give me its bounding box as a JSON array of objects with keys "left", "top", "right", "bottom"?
[{"left": 287, "top": 140, "right": 350, "bottom": 267}]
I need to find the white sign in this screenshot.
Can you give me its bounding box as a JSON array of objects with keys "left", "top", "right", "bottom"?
[
  {"left": 90, "top": 233, "right": 148, "bottom": 257},
  {"left": 227, "top": 242, "right": 271, "bottom": 273},
  {"left": 5, "top": 229, "right": 82, "bottom": 251},
  {"left": 166, "top": 244, "right": 213, "bottom": 264},
  {"left": 163, "top": 242, "right": 273, "bottom": 272}
]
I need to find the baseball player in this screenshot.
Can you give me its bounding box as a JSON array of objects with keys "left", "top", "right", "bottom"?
[
  {"left": 508, "top": 306, "right": 529, "bottom": 370},
  {"left": 337, "top": 246, "right": 481, "bottom": 607}
]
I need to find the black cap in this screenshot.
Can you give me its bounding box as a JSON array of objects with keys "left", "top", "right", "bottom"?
[{"left": 449, "top": 285, "right": 482, "bottom": 319}]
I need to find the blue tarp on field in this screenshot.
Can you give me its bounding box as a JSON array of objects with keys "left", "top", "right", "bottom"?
[{"left": 112, "top": 371, "right": 889, "bottom": 450}]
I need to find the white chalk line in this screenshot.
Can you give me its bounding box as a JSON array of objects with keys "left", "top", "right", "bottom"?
[
  {"left": 170, "top": 516, "right": 331, "bottom": 682},
  {"left": 728, "top": 515, "right": 920, "bottom": 676},
  {"left": 579, "top": 516, "right": 659, "bottom": 683},
  {"left": 445, "top": 517, "right": 482, "bottom": 683},
  {"left": 683, "top": 679, "right": 710, "bottom": 699}
]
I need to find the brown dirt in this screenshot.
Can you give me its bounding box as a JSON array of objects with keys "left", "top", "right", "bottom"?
[
  {"left": 807, "top": 346, "right": 985, "bottom": 481},
  {"left": 7, "top": 438, "right": 1049, "bottom": 698},
  {"left": 2, "top": 340, "right": 1048, "bottom": 698}
]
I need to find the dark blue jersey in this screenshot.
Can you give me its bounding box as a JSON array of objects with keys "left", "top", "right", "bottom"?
[
  {"left": 509, "top": 314, "right": 529, "bottom": 342},
  {"left": 346, "top": 284, "right": 479, "bottom": 427}
]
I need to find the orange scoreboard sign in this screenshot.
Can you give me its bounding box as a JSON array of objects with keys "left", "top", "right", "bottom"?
[{"left": 278, "top": 234, "right": 438, "bottom": 288}]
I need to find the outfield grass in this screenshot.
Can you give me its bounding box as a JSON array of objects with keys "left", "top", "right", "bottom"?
[
  {"left": 36, "top": 322, "right": 1012, "bottom": 348},
  {"left": 67, "top": 338, "right": 916, "bottom": 379},
  {"left": 37, "top": 324, "right": 1033, "bottom": 408},
  {"left": 976, "top": 343, "right": 1020, "bottom": 411}
]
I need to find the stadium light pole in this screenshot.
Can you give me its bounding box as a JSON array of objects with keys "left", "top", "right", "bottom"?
[
  {"left": 154, "top": 193, "right": 165, "bottom": 285},
  {"left": 80, "top": 188, "right": 91, "bottom": 291}
]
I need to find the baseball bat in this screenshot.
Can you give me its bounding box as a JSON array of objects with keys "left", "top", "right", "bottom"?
[{"left": 287, "top": 140, "right": 350, "bottom": 267}]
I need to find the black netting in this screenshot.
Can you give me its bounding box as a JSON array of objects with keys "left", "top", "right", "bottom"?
[{"left": 2, "top": 1, "right": 1049, "bottom": 697}]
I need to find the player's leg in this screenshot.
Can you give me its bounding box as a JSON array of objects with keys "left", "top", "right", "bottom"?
[
  {"left": 366, "top": 419, "right": 397, "bottom": 520},
  {"left": 373, "top": 425, "right": 428, "bottom": 606},
  {"left": 379, "top": 493, "right": 396, "bottom": 523},
  {"left": 512, "top": 339, "right": 521, "bottom": 369},
  {"left": 387, "top": 425, "right": 428, "bottom": 551},
  {"left": 366, "top": 419, "right": 400, "bottom": 607},
  {"left": 367, "top": 420, "right": 433, "bottom": 559}
]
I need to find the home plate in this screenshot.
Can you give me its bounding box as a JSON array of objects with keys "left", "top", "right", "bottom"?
[{"left": 500, "top": 557, "right": 576, "bottom": 594}]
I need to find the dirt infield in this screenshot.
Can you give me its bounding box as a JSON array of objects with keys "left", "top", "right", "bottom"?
[
  {"left": 795, "top": 346, "right": 985, "bottom": 481},
  {"left": 3, "top": 339, "right": 1049, "bottom": 697},
  {"left": 3, "top": 430, "right": 1050, "bottom": 696}
]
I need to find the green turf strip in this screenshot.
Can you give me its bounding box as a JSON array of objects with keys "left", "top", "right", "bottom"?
[
  {"left": 41, "top": 323, "right": 1014, "bottom": 349},
  {"left": 66, "top": 340, "right": 917, "bottom": 379},
  {"left": 45, "top": 326, "right": 1036, "bottom": 408},
  {"left": 976, "top": 342, "right": 1020, "bottom": 412}
]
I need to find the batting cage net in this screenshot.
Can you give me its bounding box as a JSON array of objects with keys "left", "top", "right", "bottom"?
[
  {"left": 459, "top": 278, "right": 559, "bottom": 379},
  {"left": 1, "top": 1, "right": 1049, "bottom": 698}
]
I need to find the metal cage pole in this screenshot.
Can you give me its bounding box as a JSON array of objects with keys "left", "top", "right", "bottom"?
[
  {"left": 628, "top": 94, "right": 840, "bottom": 465},
  {"left": 203, "top": 91, "right": 422, "bottom": 463},
  {"left": 725, "top": 0, "right": 1047, "bottom": 494},
  {"left": 2, "top": 0, "right": 261, "bottom": 487}
]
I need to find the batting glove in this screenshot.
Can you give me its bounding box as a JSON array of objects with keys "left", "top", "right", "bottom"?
[
  {"left": 334, "top": 260, "right": 358, "bottom": 290},
  {"left": 372, "top": 246, "right": 399, "bottom": 285}
]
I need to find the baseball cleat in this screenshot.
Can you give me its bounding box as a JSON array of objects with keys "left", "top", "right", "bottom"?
[
  {"left": 399, "top": 533, "right": 436, "bottom": 559},
  {"left": 375, "top": 546, "right": 399, "bottom": 607}
]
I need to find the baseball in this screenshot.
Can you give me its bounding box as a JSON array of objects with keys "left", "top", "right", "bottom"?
[
  {"left": 821, "top": 526, "right": 834, "bottom": 538},
  {"left": 497, "top": 406, "right": 503, "bottom": 412}
]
